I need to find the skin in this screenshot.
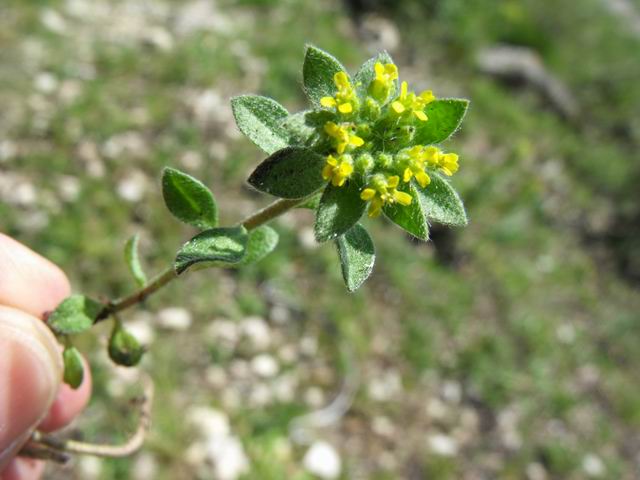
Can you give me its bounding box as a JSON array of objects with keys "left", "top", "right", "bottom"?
[{"left": 0, "top": 234, "right": 91, "bottom": 480}]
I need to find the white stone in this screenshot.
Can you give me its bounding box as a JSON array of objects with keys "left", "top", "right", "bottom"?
[
  {"left": 57, "top": 175, "right": 81, "bottom": 202},
  {"left": 41, "top": 8, "right": 67, "bottom": 34},
  {"left": 427, "top": 434, "right": 458, "bottom": 457},
  {"left": 34, "top": 72, "right": 58, "bottom": 94},
  {"left": 251, "top": 354, "right": 279, "bottom": 378},
  {"left": 126, "top": 316, "right": 156, "bottom": 345},
  {"left": 367, "top": 370, "right": 403, "bottom": 402},
  {"left": 132, "top": 452, "right": 158, "bottom": 480},
  {"left": 556, "top": 323, "right": 576, "bottom": 344},
  {"left": 298, "top": 227, "right": 318, "bottom": 250},
  {"left": 526, "top": 462, "right": 548, "bottom": 480},
  {"left": 248, "top": 382, "right": 272, "bottom": 407},
  {"left": 0, "top": 140, "right": 17, "bottom": 161},
  {"left": 304, "top": 386, "right": 325, "bottom": 408},
  {"left": 205, "top": 365, "right": 228, "bottom": 388},
  {"left": 187, "top": 406, "right": 230, "bottom": 438},
  {"left": 207, "top": 319, "right": 240, "bottom": 345},
  {"left": 441, "top": 380, "right": 462, "bottom": 404},
  {"left": 116, "top": 170, "right": 147, "bottom": 202},
  {"left": 240, "top": 316, "right": 271, "bottom": 349},
  {"left": 270, "top": 304, "right": 290, "bottom": 324},
  {"left": 207, "top": 435, "right": 249, "bottom": 480},
  {"left": 157, "top": 307, "right": 192, "bottom": 330},
  {"left": 582, "top": 454, "right": 605, "bottom": 477},
  {"left": 303, "top": 441, "right": 342, "bottom": 479},
  {"left": 77, "top": 456, "right": 102, "bottom": 479}
]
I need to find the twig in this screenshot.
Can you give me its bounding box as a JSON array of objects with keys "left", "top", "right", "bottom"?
[{"left": 20, "top": 374, "right": 154, "bottom": 461}]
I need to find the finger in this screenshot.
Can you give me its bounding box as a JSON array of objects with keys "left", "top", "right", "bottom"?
[
  {"left": 0, "top": 234, "right": 71, "bottom": 318},
  {"left": 0, "top": 307, "right": 62, "bottom": 472},
  {"left": 0, "top": 457, "right": 45, "bottom": 480},
  {"left": 38, "top": 356, "right": 92, "bottom": 432}
]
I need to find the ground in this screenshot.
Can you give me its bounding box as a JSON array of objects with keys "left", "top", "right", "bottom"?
[{"left": 1, "top": 0, "right": 640, "bottom": 479}]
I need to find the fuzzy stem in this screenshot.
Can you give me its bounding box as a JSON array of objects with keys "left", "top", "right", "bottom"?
[{"left": 95, "top": 197, "right": 305, "bottom": 322}]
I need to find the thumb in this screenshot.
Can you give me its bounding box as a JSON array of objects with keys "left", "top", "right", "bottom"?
[{"left": 0, "top": 306, "right": 62, "bottom": 471}]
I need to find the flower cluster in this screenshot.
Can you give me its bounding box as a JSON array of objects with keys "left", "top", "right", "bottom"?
[{"left": 316, "top": 61, "right": 461, "bottom": 217}]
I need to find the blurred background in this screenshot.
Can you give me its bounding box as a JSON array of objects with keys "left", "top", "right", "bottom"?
[{"left": 1, "top": 0, "right": 640, "bottom": 478}]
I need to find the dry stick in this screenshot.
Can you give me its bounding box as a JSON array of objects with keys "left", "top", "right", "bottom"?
[{"left": 20, "top": 374, "right": 154, "bottom": 462}]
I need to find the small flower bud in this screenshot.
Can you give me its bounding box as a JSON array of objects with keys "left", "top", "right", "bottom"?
[
  {"left": 377, "top": 153, "right": 393, "bottom": 169},
  {"left": 355, "top": 153, "right": 374, "bottom": 174},
  {"left": 109, "top": 321, "right": 145, "bottom": 367},
  {"left": 63, "top": 345, "right": 84, "bottom": 389},
  {"left": 362, "top": 97, "right": 381, "bottom": 120}
]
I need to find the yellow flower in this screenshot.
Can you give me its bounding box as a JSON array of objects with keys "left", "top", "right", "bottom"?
[
  {"left": 360, "top": 174, "right": 413, "bottom": 218},
  {"left": 438, "top": 152, "right": 459, "bottom": 176},
  {"left": 369, "top": 62, "right": 398, "bottom": 101},
  {"left": 422, "top": 146, "right": 460, "bottom": 176},
  {"left": 324, "top": 121, "right": 365, "bottom": 154},
  {"left": 320, "top": 71, "right": 358, "bottom": 114},
  {"left": 400, "top": 146, "right": 431, "bottom": 188},
  {"left": 322, "top": 154, "right": 354, "bottom": 187},
  {"left": 391, "top": 81, "right": 435, "bottom": 122}
]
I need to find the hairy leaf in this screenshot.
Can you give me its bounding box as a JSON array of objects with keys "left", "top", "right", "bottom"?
[
  {"left": 414, "top": 173, "right": 468, "bottom": 226},
  {"left": 383, "top": 182, "right": 429, "bottom": 240},
  {"left": 162, "top": 167, "right": 218, "bottom": 229},
  {"left": 240, "top": 225, "right": 279, "bottom": 265},
  {"left": 175, "top": 227, "right": 248, "bottom": 274},
  {"left": 281, "top": 110, "right": 315, "bottom": 146},
  {"left": 315, "top": 182, "right": 366, "bottom": 242},
  {"left": 354, "top": 51, "right": 398, "bottom": 100},
  {"left": 414, "top": 99, "right": 469, "bottom": 145},
  {"left": 124, "top": 233, "right": 147, "bottom": 287},
  {"left": 336, "top": 224, "right": 375, "bottom": 292},
  {"left": 247, "top": 147, "right": 325, "bottom": 199},
  {"left": 303, "top": 45, "right": 347, "bottom": 106},
  {"left": 48, "top": 295, "right": 103, "bottom": 335},
  {"left": 231, "top": 95, "right": 290, "bottom": 155}
]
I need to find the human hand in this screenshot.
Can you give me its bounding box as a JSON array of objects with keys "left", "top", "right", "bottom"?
[{"left": 0, "top": 234, "right": 92, "bottom": 480}]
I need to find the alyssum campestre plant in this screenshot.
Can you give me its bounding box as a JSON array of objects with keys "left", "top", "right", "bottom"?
[{"left": 30, "top": 45, "right": 469, "bottom": 461}]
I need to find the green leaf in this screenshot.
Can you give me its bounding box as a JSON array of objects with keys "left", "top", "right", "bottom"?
[
  {"left": 48, "top": 295, "right": 103, "bottom": 335},
  {"left": 414, "top": 173, "right": 468, "bottom": 226},
  {"left": 124, "top": 233, "right": 147, "bottom": 287},
  {"left": 109, "top": 322, "right": 145, "bottom": 367},
  {"left": 162, "top": 167, "right": 218, "bottom": 229},
  {"left": 354, "top": 51, "right": 398, "bottom": 100},
  {"left": 335, "top": 224, "right": 375, "bottom": 292},
  {"left": 239, "top": 226, "right": 279, "bottom": 265},
  {"left": 297, "top": 192, "right": 322, "bottom": 210},
  {"left": 247, "top": 147, "right": 326, "bottom": 199},
  {"left": 231, "top": 95, "right": 290, "bottom": 155},
  {"left": 175, "top": 226, "right": 248, "bottom": 274},
  {"left": 281, "top": 110, "right": 315, "bottom": 146},
  {"left": 303, "top": 45, "right": 347, "bottom": 106},
  {"left": 383, "top": 182, "right": 429, "bottom": 240},
  {"left": 314, "top": 182, "right": 366, "bottom": 242},
  {"left": 414, "top": 99, "right": 469, "bottom": 145},
  {"left": 62, "top": 346, "right": 84, "bottom": 389}
]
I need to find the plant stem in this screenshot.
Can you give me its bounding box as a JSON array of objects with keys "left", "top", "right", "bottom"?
[{"left": 95, "top": 197, "right": 305, "bottom": 322}]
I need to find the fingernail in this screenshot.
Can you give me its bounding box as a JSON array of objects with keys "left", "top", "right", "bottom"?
[{"left": 0, "top": 307, "right": 62, "bottom": 470}]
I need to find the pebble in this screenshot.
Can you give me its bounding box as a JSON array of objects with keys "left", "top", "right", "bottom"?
[
  {"left": 240, "top": 316, "right": 271, "bottom": 350},
  {"left": 132, "top": 452, "right": 158, "bottom": 480},
  {"left": 251, "top": 354, "right": 279, "bottom": 378},
  {"left": 582, "top": 454, "right": 605, "bottom": 477},
  {"left": 303, "top": 441, "right": 342, "bottom": 479},
  {"left": 427, "top": 433, "right": 458, "bottom": 457},
  {"left": 157, "top": 307, "right": 192, "bottom": 331}
]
